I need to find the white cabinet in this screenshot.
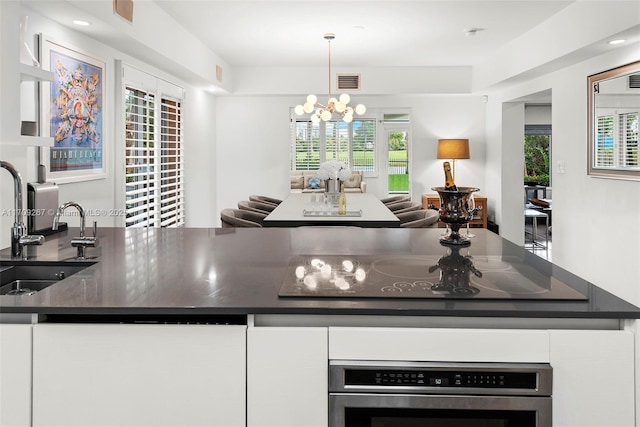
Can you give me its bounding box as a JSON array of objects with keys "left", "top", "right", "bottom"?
[
  {"left": 329, "top": 327, "right": 550, "bottom": 362},
  {"left": 247, "top": 327, "right": 328, "bottom": 427},
  {"left": 550, "top": 330, "right": 634, "bottom": 427},
  {"left": 32, "top": 323, "right": 246, "bottom": 427},
  {"left": 15, "top": 64, "right": 54, "bottom": 147},
  {"left": 0, "top": 0, "right": 53, "bottom": 146},
  {"left": 0, "top": 324, "right": 32, "bottom": 427}
]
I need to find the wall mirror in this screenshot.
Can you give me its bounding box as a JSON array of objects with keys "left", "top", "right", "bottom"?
[{"left": 587, "top": 60, "right": 640, "bottom": 180}]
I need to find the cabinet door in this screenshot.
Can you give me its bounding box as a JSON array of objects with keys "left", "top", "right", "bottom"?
[
  {"left": 247, "top": 327, "right": 328, "bottom": 427},
  {"left": 0, "top": 324, "right": 32, "bottom": 427},
  {"left": 33, "top": 324, "right": 246, "bottom": 427},
  {"left": 550, "top": 330, "right": 634, "bottom": 427}
]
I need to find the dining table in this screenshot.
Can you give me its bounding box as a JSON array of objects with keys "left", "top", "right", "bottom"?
[{"left": 263, "top": 193, "right": 401, "bottom": 227}]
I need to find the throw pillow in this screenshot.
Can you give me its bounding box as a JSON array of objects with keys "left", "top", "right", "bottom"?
[
  {"left": 308, "top": 176, "right": 321, "bottom": 189},
  {"left": 291, "top": 176, "right": 304, "bottom": 189},
  {"left": 344, "top": 173, "right": 362, "bottom": 188}
]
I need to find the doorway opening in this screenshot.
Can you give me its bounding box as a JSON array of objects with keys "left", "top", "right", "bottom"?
[
  {"left": 383, "top": 114, "right": 410, "bottom": 195},
  {"left": 524, "top": 105, "right": 552, "bottom": 261}
]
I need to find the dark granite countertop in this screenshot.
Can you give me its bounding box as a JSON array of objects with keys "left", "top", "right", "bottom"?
[{"left": 1, "top": 227, "right": 639, "bottom": 319}]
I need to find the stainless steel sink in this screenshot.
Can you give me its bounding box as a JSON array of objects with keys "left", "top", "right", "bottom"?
[{"left": 0, "top": 262, "right": 95, "bottom": 296}]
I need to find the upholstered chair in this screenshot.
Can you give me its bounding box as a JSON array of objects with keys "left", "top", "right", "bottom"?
[
  {"left": 249, "top": 195, "right": 283, "bottom": 206},
  {"left": 392, "top": 203, "right": 422, "bottom": 215},
  {"left": 396, "top": 209, "right": 440, "bottom": 228},
  {"left": 238, "top": 201, "right": 271, "bottom": 215},
  {"left": 380, "top": 195, "right": 411, "bottom": 205},
  {"left": 220, "top": 209, "right": 266, "bottom": 227},
  {"left": 386, "top": 200, "right": 415, "bottom": 212},
  {"left": 240, "top": 199, "right": 276, "bottom": 212}
]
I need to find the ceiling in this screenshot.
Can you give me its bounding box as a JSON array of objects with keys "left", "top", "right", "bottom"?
[
  {"left": 21, "top": 0, "right": 639, "bottom": 98},
  {"left": 152, "top": 0, "right": 575, "bottom": 68}
]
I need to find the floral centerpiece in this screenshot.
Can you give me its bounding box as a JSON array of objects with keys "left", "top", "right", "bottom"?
[
  {"left": 317, "top": 160, "right": 351, "bottom": 205},
  {"left": 317, "top": 160, "right": 351, "bottom": 181}
]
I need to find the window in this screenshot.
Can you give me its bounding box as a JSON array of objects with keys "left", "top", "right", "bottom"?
[
  {"left": 291, "top": 118, "right": 376, "bottom": 172},
  {"left": 595, "top": 111, "right": 638, "bottom": 169},
  {"left": 596, "top": 114, "right": 614, "bottom": 167},
  {"left": 123, "top": 68, "right": 184, "bottom": 228}
]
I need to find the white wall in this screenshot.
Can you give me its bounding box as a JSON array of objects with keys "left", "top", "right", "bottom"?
[
  {"left": 485, "top": 43, "right": 640, "bottom": 305},
  {"left": 525, "top": 105, "right": 551, "bottom": 125},
  {"left": 214, "top": 94, "right": 486, "bottom": 220},
  {"left": 0, "top": 4, "right": 218, "bottom": 249}
]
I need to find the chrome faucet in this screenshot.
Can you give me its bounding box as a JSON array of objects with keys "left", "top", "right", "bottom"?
[
  {"left": 1, "top": 160, "right": 44, "bottom": 258},
  {"left": 52, "top": 201, "right": 98, "bottom": 259}
]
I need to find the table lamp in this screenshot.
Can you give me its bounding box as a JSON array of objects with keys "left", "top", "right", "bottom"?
[{"left": 437, "top": 139, "right": 470, "bottom": 180}]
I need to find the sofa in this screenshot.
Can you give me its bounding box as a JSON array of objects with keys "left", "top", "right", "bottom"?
[{"left": 290, "top": 170, "right": 366, "bottom": 193}]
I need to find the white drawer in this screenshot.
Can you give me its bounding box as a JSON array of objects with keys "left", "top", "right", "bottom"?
[{"left": 329, "top": 327, "right": 550, "bottom": 362}]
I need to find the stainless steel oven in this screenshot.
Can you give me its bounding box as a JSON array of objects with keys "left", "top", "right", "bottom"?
[{"left": 329, "top": 361, "right": 552, "bottom": 427}]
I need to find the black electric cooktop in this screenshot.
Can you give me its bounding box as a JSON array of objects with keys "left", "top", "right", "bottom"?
[{"left": 279, "top": 250, "right": 587, "bottom": 301}]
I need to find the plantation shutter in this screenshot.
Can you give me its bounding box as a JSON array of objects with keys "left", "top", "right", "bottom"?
[
  {"left": 290, "top": 117, "right": 376, "bottom": 172},
  {"left": 619, "top": 112, "right": 638, "bottom": 168},
  {"left": 596, "top": 114, "right": 614, "bottom": 167},
  {"left": 159, "top": 97, "right": 184, "bottom": 227},
  {"left": 325, "top": 121, "right": 350, "bottom": 165},
  {"left": 293, "top": 121, "right": 320, "bottom": 171},
  {"left": 125, "top": 87, "right": 157, "bottom": 227},
  {"left": 123, "top": 65, "right": 185, "bottom": 228}
]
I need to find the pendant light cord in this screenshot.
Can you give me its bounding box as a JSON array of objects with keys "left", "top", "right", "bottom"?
[{"left": 327, "top": 35, "right": 332, "bottom": 99}]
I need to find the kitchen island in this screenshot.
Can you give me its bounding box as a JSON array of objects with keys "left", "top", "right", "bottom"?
[
  {"left": 1, "top": 227, "right": 638, "bottom": 318},
  {"left": 1, "top": 227, "right": 638, "bottom": 427}
]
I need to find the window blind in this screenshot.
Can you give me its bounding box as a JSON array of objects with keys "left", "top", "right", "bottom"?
[
  {"left": 596, "top": 114, "right": 614, "bottom": 167},
  {"left": 293, "top": 121, "right": 320, "bottom": 171},
  {"left": 290, "top": 118, "right": 376, "bottom": 173},
  {"left": 124, "top": 81, "right": 184, "bottom": 228},
  {"left": 619, "top": 112, "right": 638, "bottom": 168},
  {"left": 159, "top": 97, "right": 184, "bottom": 227},
  {"left": 596, "top": 111, "right": 639, "bottom": 170},
  {"left": 125, "top": 87, "right": 157, "bottom": 227}
]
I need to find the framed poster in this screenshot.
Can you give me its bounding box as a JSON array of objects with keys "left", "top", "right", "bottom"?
[{"left": 40, "top": 34, "right": 107, "bottom": 183}]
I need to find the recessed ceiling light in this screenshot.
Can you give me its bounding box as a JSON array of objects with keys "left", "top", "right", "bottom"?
[
  {"left": 72, "top": 20, "right": 91, "bottom": 26},
  {"left": 608, "top": 39, "right": 626, "bottom": 45}
]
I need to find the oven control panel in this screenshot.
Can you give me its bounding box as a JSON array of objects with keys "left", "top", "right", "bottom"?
[
  {"left": 347, "top": 369, "right": 535, "bottom": 389},
  {"left": 330, "top": 362, "right": 553, "bottom": 396}
]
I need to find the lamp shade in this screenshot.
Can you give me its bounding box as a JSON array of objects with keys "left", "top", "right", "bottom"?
[{"left": 437, "top": 139, "right": 470, "bottom": 159}]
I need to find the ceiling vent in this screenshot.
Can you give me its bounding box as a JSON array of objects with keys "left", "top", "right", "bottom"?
[
  {"left": 337, "top": 74, "right": 361, "bottom": 91},
  {"left": 629, "top": 74, "right": 640, "bottom": 89}
]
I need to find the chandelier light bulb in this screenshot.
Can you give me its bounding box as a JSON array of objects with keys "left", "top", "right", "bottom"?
[
  {"left": 355, "top": 104, "right": 366, "bottom": 115},
  {"left": 311, "top": 114, "right": 321, "bottom": 124},
  {"left": 328, "top": 97, "right": 338, "bottom": 106},
  {"left": 307, "top": 94, "right": 317, "bottom": 104},
  {"left": 335, "top": 101, "right": 346, "bottom": 113},
  {"left": 294, "top": 105, "right": 305, "bottom": 115},
  {"left": 339, "top": 94, "right": 350, "bottom": 104},
  {"left": 343, "top": 114, "right": 353, "bottom": 123},
  {"left": 303, "top": 102, "right": 314, "bottom": 113},
  {"left": 321, "top": 109, "right": 332, "bottom": 121}
]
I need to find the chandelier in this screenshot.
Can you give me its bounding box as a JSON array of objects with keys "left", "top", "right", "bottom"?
[{"left": 294, "top": 33, "right": 366, "bottom": 123}]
